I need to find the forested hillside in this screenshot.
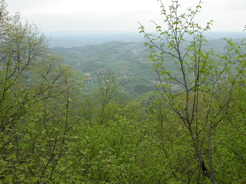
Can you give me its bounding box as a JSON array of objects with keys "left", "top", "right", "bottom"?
[
  {"left": 0, "top": 0, "right": 246, "bottom": 183},
  {"left": 51, "top": 39, "right": 238, "bottom": 96}
]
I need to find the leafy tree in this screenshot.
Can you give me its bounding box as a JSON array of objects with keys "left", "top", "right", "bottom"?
[
  {"left": 0, "top": 1, "right": 84, "bottom": 182},
  {"left": 95, "top": 69, "right": 119, "bottom": 124},
  {"left": 139, "top": 0, "right": 246, "bottom": 183}
]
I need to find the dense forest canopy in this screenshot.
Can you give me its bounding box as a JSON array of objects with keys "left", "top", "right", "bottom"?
[{"left": 0, "top": 0, "right": 246, "bottom": 183}]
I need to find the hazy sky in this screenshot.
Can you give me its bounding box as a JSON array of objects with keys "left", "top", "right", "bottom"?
[{"left": 6, "top": 0, "right": 246, "bottom": 33}]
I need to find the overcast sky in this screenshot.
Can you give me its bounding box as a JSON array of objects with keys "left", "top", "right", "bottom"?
[{"left": 6, "top": 0, "right": 246, "bottom": 33}]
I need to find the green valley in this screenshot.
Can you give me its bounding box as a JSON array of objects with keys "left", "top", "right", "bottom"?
[{"left": 1, "top": 0, "right": 246, "bottom": 183}]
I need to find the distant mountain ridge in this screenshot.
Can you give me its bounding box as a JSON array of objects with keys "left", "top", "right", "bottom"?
[{"left": 45, "top": 32, "right": 246, "bottom": 48}]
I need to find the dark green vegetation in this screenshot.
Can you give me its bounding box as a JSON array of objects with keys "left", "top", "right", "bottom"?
[{"left": 1, "top": 0, "right": 246, "bottom": 183}]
